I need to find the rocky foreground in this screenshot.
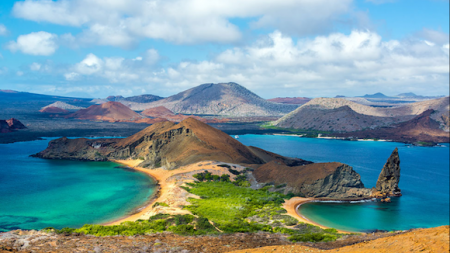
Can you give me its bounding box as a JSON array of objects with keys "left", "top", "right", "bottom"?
[{"left": 0, "top": 226, "right": 448, "bottom": 253}]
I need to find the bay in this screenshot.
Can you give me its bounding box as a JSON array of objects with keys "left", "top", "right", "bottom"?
[
  {"left": 238, "top": 134, "right": 450, "bottom": 232},
  {"left": 0, "top": 138, "right": 155, "bottom": 232}
]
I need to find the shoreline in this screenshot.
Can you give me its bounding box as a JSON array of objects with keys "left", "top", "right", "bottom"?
[
  {"left": 283, "top": 197, "right": 358, "bottom": 234},
  {"left": 103, "top": 160, "right": 162, "bottom": 225}
]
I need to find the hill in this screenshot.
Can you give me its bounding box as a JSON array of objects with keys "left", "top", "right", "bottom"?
[
  {"left": 93, "top": 94, "right": 164, "bottom": 105},
  {"left": 267, "top": 97, "right": 311, "bottom": 105},
  {"left": 141, "top": 106, "right": 175, "bottom": 118},
  {"left": 39, "top": 107, "right": 69, "bottom": 114},
  {"left": 360, "top": 92, "right": 392, "bottom": 98},
  {"left": 128, "top": 82, "right": 299, "bottom": 117},
  {"left": 66, "top": 101, "right": 143, "bottom": 122},
  {"left": 0, "top": 118, "right": 27, "bottom": 133},
  {"left": 41, "top": 101, "right": 84, "bottom": 110},
  {"left": 336, "top": 109, "right": 450, "bottom": 143},
  {"left": 273, "top": 97, "right": 450, "bottom": 134}
]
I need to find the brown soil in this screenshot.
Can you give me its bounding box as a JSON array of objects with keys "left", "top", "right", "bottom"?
[
  {"left": 230, "top": 226, "right": 450, "bottom": 253},
  {"left": 66, "top": 101, "right": 143, "bottom": 122}
]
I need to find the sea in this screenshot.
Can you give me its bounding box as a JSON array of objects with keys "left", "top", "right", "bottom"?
[
  {"left": 0, "top": 135, "right": 448, "bottom": 233},
  {"left": 238, "top": 134, "right": 450, "bottom": 232},
  {"left": 0, "top": 138, "right": 156, "bottom": 232}
]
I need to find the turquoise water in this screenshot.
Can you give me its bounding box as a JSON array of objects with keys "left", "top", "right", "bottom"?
[
  {"left": 238, "top": 135, "right": 450, "bottom": 232},
  {"left": 0, "top": 138, "right": 156, "bottom": 232}
]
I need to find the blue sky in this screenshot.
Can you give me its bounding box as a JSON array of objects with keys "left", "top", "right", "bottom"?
[{"left": 0, "top": 0, "right": 448, "bottom": 98}]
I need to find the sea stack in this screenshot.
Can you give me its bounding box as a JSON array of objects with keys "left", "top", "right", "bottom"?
[{"left": 375, "top": 148, "right": 401, "bottom": 196}]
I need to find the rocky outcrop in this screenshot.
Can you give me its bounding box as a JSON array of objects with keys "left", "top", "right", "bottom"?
[
  {"left": 0, "top": 118, "right": 27, "bottom": 133},
  {"left": 253, "top": 148, "right": 402, "bottom": 200},
  {"left": 374, "top": 148, "right": 401, "bottom": 196}
]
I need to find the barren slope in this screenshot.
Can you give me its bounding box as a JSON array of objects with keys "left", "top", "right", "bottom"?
[{"left": 128, "top": 82, "right": 299, "bottom": 116}]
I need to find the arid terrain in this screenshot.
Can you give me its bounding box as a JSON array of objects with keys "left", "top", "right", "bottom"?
[{"left": 0, "top": 226, "right": 447, "bottom": 252}]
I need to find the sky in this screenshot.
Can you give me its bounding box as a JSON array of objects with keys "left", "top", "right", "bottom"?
[{"left": 0, "top": 0, "right": 448, "bottom": 99}]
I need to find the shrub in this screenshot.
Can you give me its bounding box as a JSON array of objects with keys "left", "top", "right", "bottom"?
[{"left": 288, "top": 233, "right": 337, "bottom": 242}]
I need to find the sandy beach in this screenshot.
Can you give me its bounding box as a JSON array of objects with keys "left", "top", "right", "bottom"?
[{"left": 283, "top": 197, "right": 353, "bottom": 234}]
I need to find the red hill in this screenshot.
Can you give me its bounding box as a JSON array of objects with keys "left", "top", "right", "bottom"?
[{"left": 67, "top": 101, "right": 142, "bottom": 122}]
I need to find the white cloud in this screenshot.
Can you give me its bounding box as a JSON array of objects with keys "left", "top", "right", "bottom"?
[
  {"left": 13, "top": 0, "right": 354, "bottom": 46},
  {"left": 7, "top": 31, "right": 58, "bottom": 56},
  {"left": 0, "top": 24, "right": 7, "bottom": 36},
  {"left": 30, "top": 62, "right": 42, "bottom": 71},
  {"left": 61, "top": 30, "right": 449, "bottom": 97},
  {"left": 75, "top": 53, "right": 103, "bottom": 75}
]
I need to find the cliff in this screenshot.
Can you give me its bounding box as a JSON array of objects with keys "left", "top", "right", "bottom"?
[{"left": 254, "top": 161, "right": 371, "bottom": 199}]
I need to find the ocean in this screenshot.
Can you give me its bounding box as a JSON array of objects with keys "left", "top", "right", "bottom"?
[
  {"left": 0, "top": 138, "right": 155, "bottom": 232},
  {"left": 238, "top": 134, "right": 450, "bottom": 232}
]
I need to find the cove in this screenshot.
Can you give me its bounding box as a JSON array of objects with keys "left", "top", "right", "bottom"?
[
  {"left": 0, "top": 138, "right": 156, "bottom": 232},
  {"left": 237, "top": 134, "right": 450, "bottom": 232}
]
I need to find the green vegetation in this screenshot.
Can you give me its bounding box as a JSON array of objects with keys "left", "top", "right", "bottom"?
[
  {"left": 152, "top": 202, "right": 169, "bottom": 208},
  {"left": 182, "top": 173, "right": 341, "bottom": 241},
  {"left": 416, "top": 141, "right": 435, "bottom": 146},
  {"left": 53, "top": 214, "right": 218, "bottom": 236},
  {"left": 45, "top": 171, "right": 341, "bottom": 243}
]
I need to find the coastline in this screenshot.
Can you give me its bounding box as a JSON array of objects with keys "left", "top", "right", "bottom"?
[
  {"left": 103, "top": 160, "right": 240, "bottom": 225},
  {"left": 283, "top": 197, "right": 355, "bottom": 234}
]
